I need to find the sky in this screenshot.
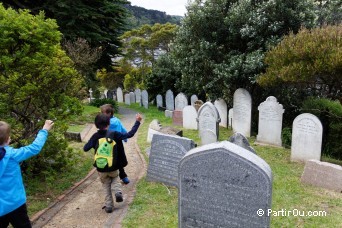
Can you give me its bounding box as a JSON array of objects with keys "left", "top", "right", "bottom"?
[{"left": 129, "top": 0, "right": 189, "bottom": 16}]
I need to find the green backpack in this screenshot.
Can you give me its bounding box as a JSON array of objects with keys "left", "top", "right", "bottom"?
[{"left": 94, "top": 137, "right": 116, "bottom": 169}]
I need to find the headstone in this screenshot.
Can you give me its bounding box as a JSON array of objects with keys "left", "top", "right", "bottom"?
[
  {"left": 175, "top": 93, "right": 188, "bottom": 111},
  {"left": 228, "top": 108, "right": 233, "bottom": 127},
  {"left": 256, "top": 96, "right": 284, "bottom": 147},
  {"left": 179, "top": 141, "right": 272, "bottom": 228},
  {"left": 156, "top": 94, "right": 163, "bottom": 108},
  {"left": 117, "top": 87, "right": 123, "bottom": 103},
  {"left": 291, "top": 113, "right": 323, "bottom": 162},
  {"left": 214, "top": 99, "right": 228, "bottom": 128},
  {"left": 190, "top": 95, "right": 198, "bottom": 106},
  {"left": 165, "top": 110, "right": 173, "bottom": 118},
  {"left": 141, "top": 90, "right": 149, "bottom": 109},
  {"left": 89, "top": 88, "right": 93, "bottom": 99},
  {"left": 172, "top": 110, "right": 183, "bottom": 126},
  {"left": 147, "top": 134, "right": 195, "bottom": 186},
  {"left": 301, "top": 160, "right": 342, "bottom": 192},
  {"left": 232, "top": 88, "right": 252, "bottom": 137},
  {"left": 166, "top": 90, "right": 175, "bottom": 111},
  {"left": 129, "top": 92, "right": 135, "bottom": 104},
  {"left": 182, "top": 106, "right": 198, "bottom": 130},
  {"left": 197, "top": 102, "right": 220, "bottom": 145},
  {"left": 135, "top": 89, "right": 141, "bottom": 104},
  {"left": 124, "top": 93, "right": 130, "bottom": 105},
  {"left": 147, "top": 119, "right": 163, "bottom": 142},
  {"left": 103, "top": 89, "right": 108, "bottom": 98},
  {"left": 228, "top": 132, "right": 256, "bottom": 154}
]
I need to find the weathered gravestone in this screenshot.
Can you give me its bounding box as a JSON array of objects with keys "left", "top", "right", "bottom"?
[
  {"left": 103, "top": 89, "right": 108, "bottom": 98},
  {"left": 228, "top": 132, "right": 256, "bottom": 154},
  {"left": 190, "top": 94, "right": 198, "bottom": 106},
  {"left": 141, "top": 90, "right": 149, "bottom": 109},
  {"left": 291, "top": 113, "right": 323, "bottom": 162},
  {"left": 233, "top": 88, "right": 252, "bottom": 137},
  {"left": 117, "top": 87, "right": 123, "bottom": 103},
  {"left": 124, "top": 93, "right": 130, "bottom": 105},
  {"left": 135, "top": 89, "right": 141, "bottom": 104},
  {"left": 214, "top": 99, "right": 228, "bottom": 128},
  {"left": 178, "top": 141, "right": 272, "bottom": 228},
  {"left": 156, "top": 94, "right": 163, "bottom": 108},
  {"left": 175, "top": 93, "right": 188, "bottom": 111},
  {"left": 147, "top": 134, "right": 195, "bottom": 186},
  {"left": 182, "top": 106, "right": 198, "bottom": 130},
  {"left": 129, "top": 92, "right": 135, "bottom": 104},
  {"left": 197, "top": 102, "right": 220, "bottom": 145},
  {"left": 173, "top": 110, "right": 183, "bottom": 126},
  {"left": 228, "top": 108, "right": 233, "bottom": 128},
  {"left": 166, "top": 89, "right": 175, "bottom": 111},
  {"left": 256, "top": 96, "right": 284, "bottom": 147}
]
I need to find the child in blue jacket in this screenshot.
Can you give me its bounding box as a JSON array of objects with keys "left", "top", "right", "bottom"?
[
  {"left": 0, "top": 120, "right": 54, "bottom": 228},
  {"left": 100, "top": 104, "right": 130, "bottom": 184}
]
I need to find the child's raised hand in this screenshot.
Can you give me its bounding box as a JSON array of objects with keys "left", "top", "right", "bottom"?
[
  {"left": 136, "top": 113, "right": 142, "bottom": 122},
  {"left": 43, "top": 120, "right": 54, "bottom": 131}
]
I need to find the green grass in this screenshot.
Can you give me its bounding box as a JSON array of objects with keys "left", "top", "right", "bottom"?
[
  {"left": 67, "top": 124, "right": 87, "bottom": 132},
  {"left": 121, "top": 103, "right": 342, "bottom": 228}
]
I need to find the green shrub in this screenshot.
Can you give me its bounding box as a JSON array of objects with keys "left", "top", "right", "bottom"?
[
  {"left": 89, "top": 98, "right": 118, "bottom": 113},
  {"left": 281, "top": 127, "right": 292, "bottom": 149},
  {"left": 302, "top": 97, "right": 342, "bottom": 159}
]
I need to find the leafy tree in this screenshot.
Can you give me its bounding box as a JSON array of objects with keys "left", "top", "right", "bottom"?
[
  {"left": 258, "top": 25, "right": 342, "bottom": 101},
  {"left": 119, "top": 23, "right": 177, "bottom": 90},
  {"left": 313, "top": 0, "right": 342, "bottom": 26},
  {"left": 2, "top": 0, "right": 129, "bottom": 70},
  {"left": 172, "top": 0, "right": 316, "bottom": 101},
  {"left": 0, "top": 5, "right": 83, "bottom": 172}
]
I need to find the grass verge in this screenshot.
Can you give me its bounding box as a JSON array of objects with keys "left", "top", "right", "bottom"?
[{"left": 122, "top": 103, "right": 342, "bottom": 228}]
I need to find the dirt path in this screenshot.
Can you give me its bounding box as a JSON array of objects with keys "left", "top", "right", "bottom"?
[{"left": 32, "top": 107, "right": 146, "bottom": 228}]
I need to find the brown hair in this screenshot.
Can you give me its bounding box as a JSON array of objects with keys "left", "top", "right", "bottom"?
[
  {"left": 0, "top": 121, "right": 10, "bottom": 145},
  {"left": 100, "top": 104, "right": 114, "bottom": 116}
]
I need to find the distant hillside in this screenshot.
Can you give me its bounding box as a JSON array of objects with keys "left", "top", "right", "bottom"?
[{"left": 125, "top": 4, "right": 182, "bottom": 29}]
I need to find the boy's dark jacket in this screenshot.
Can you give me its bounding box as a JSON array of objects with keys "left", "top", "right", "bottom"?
[{"left": 83, "top": 121, "right": 140, "bottom": 172}]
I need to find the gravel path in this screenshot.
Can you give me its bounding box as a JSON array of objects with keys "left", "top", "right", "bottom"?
[{"left": 32, "top": 107, "right": 146, "bottom": 228}]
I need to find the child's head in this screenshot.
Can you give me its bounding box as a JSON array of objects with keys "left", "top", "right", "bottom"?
[
  {"left": 95, "top": 114, "right": 110, "bottom": 130},
  {"left": 0, "top": 121, "right": 10, "bottom": 146},
  {"left": 100, "top": 104, "right": 114, "bottom": 117}
]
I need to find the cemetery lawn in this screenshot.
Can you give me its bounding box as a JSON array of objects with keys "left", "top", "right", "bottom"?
[
  {"left": 122, "top": 103, "right": 342, "bottom": 228},
  {"left": 26, "top": 105, "right": 98, "bottom": 216}
]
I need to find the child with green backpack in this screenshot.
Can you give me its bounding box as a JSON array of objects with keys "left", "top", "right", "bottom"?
[{"left": 83, "top": 113, "right": 142, "bottom": 213}]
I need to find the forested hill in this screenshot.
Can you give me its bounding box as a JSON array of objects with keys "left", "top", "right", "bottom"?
[{"left": 125, "top": 4, "right": 183, "bottom": 29}]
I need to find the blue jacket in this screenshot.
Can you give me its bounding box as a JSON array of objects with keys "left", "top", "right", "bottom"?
[
  {"left": 109, "top": 117, "right": 127, "bottom": 142},
  {"left": 0, "top": 130, "right": 48, "bottom": 216}
]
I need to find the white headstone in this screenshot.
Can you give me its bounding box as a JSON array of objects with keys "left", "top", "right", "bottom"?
[
  {"left": 141, "top": 90, "right": 149, "bottom": 109},
  {"left": 256, "top": 96, "right": 284, "bottom": 147},
  {"left": 232, "top": 88, "right": 252, "bottom": 137},
  {"left": 197, "top": 102, "right": 221, "bottom": 145},
  {"left": 103, "top": 89, "right": 108, "bottom": 98},
  {"left": 129, "top": 92, "right": 135, "bottom": 104},
  {"left": 182, "top": 106, "right": 198, "bottom": 130},
  {"left": 214, "top": 99, "right": 228, "bottom": 128},
  {"left": 179, "top": 141, "right": 272, "bottom": 228},
  {"left": 291, "top": 113, "right": 323, "bottom": 162},
  {"left": 124, "top": 93, "right": 130, "bottom": 105},
  {"left": 89, "top": 88, "right": 93, "bottom": 99},
  {"left": 156, "top": 94, "right": 163, "bottom": 108},
  {"left": 175, "top": 93, "right": 188, "bottom": 111},
  {"left": 190, "top": 95, "right": 198, "bottom": 106},
  {"left": 135, "top": 89, "right": 141, "bottom": 104},
  {"left": 117, "top": 87, "right": 123, "bottom": 103},
  {"left": 166, "top": 90, "right": 174, "bottom": 111},
  {"left": 228, "top": 108, "right": 233, "bottom": 127}
]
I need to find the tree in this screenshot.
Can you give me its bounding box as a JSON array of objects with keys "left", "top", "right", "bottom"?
[
  {"left": 119, "top": 23, "right": 177, "bottom": 90},
  {"left": 172, "top": 0, "right": 316, "bottom": 101},
  {"left": 2, "top": 0, "right": 129, "bottom": 70},
  {"left": 258, "top": 25, "right": 342, "bottom": 101},
  {"left": 0, "top": 5, "right": 83, "bottom": 172}
]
